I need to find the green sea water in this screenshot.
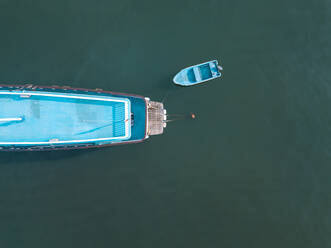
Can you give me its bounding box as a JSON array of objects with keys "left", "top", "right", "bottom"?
[{"left": 0, "top": 0, "right": 331, "bottom": 247}]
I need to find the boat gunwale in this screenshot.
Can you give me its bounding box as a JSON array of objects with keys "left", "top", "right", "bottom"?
[
  {"left": 0, "top": 84, "right": 146, "bottom": 98},
  {"left": 0, "top": 139, "right": 145, "bottom": 152}
]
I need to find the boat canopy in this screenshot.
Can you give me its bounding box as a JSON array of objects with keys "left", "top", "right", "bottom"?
[{"left": 0, "top": 90, "right": 131, "bottom": 145}]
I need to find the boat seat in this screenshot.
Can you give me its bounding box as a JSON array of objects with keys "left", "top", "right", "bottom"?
[
  {"left": 193, "top": 67, "right": 202, "bottom": 82},
  {"left": 209, "top": 63, "right": 218, "bottom": 76}
]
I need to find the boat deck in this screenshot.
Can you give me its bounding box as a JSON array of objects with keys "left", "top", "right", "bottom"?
[{"left": 0, "top": 91, "right": 131, "bottom": 145}]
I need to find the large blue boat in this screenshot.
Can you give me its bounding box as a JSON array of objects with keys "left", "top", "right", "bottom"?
[
  {"left": 173, "top": 60, "right": 223, "bottom": 86},
  {"left": 0, "top": 85, "right": 166, "bottom": 151}
]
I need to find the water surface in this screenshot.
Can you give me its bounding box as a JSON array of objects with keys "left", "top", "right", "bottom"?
[{"left": 0, "top": 0, "right": 331, "bottom": 247}]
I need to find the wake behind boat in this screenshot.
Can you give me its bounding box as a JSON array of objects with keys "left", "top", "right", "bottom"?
[
  {"left": 173, "top": 60, "right": 223, "bottom": 86},
  {"left": 0, "top": 85, "right": 167, "bottom": 151}
]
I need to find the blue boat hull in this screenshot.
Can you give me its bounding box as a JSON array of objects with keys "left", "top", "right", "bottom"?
[
  {"left": 0, "top": 85, "right": 150, "bottom": 151},
  {"left": 173, "top": 60, "right": 222, "bottom": 86}
]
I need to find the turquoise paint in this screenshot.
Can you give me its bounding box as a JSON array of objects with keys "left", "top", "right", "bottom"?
[
  {"left": 173, "top": 60, "right": 222, "bottom": 86},
  {"left": 0, "top": 89, "right": 145, "bottom": 147}
]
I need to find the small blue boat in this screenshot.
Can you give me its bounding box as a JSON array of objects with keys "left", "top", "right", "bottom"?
[
  {"left": 0, "top": 84, "right": 167, "bottom": 151},
  {"left": 173, "top": 60, "right": 223, "bottom": 86}
]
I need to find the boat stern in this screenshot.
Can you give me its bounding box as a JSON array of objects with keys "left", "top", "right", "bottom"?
[{"left": 145, "top": 98, "right": 167, "bottom": 138}]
